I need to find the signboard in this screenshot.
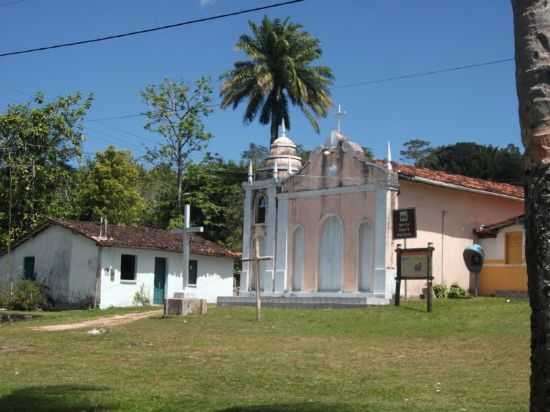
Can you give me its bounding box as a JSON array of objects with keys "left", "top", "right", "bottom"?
[
  {"left": 395, "top": 245, "right": 434, "bottom": 312},
  {"left": 393, "top": 208, "right": 417, "bottom": 239},
  {"left": 400, "top": 251, "right": 429, "bottom": 279}
]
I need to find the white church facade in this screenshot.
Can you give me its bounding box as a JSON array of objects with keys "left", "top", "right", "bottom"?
[{"left": 233, "top": 124, "right": 524, "bottom": 305}]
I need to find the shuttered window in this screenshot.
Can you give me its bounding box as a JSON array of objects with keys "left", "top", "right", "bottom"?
[
  {"left": 505, "top": 231, "right": 523, "bottom": 265},
  {"left": 121, "top": 255, "right": 137, "bottom": 281},
  {"left": 188, "top": 260, "right": 198, "bottom": 286},
  {"left": 23, "top": 256, "right": 35, "bottom": 280}
]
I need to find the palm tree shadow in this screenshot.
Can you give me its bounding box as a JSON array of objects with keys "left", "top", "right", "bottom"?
[
  {"left": 218, "top": 403, "right": 361, "bottom": 412},
  {"left": 0, "top": 384, "right": 114, "bottom": 412}
]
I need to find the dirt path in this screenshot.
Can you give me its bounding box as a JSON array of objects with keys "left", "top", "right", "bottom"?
[{"left": 32, "top": 310, "right": 161, "bottom": 332}]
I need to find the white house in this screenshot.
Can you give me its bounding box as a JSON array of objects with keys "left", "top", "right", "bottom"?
[{"left": 0, "top": 218, "right": 237, "bottom": 308}]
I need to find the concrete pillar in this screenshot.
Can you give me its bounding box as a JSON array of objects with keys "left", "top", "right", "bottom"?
[
  {"left": 241, "top": 186, "right": 253, "bottom": 293},
  {"left": 275, "top": 196, "right": 289, "bottom": 292},
  {"left": 374, "top": 188, "right": 390, "bottom": 296}
]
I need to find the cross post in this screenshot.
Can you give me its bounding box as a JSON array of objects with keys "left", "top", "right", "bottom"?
[
  {"left": 182, "top": 204, "right": 204, "bottom": 289},
  {"left": 242, "top": 237, "right": 273, "bottom": 321}
]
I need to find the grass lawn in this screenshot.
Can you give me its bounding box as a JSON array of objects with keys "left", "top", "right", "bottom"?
[{"left": 0, "top": 298, "right": 529, "bottom": 412}]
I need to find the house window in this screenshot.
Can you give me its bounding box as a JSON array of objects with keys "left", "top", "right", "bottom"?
[
  {"left": 188, "top": 260, "right": 198, "bottom": 286},
  {"left": 121, "top": 255, "right": 137, "bottom": 282},
  {"left": 23, "top": 256, "right": 35, "bottom": 280},
  {"left": 256, "top": 195, "right": 267, "bottom": 224},
  {"left": 505, "top": 231, "right": 523, "bottom": 265}
]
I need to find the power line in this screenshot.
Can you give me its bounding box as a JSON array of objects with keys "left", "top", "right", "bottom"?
[
  {"left": 335, "top": 57, "right": 515, "bottom": 89},
  {"left": 0, "top": 0, "right": 305, "bottom": 58}
]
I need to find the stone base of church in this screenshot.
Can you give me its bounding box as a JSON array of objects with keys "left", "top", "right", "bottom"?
[{"left": 217, "top": 293, "right": 390, "bottom": 308}]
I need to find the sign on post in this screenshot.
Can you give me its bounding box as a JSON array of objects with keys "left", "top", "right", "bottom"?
[
  {"left": 395, "top": 244, "right": 434, "bottom": 312},
  {"left": 393, "top": 208, "right": 417, "bottom": 239}
]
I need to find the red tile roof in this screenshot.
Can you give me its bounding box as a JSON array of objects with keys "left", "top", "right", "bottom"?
[
  {"left": 12, "top": 219, "right": 238, "bottom": 258},
  {"left": 392, "top": 163, "right": 524, "bottom": 199},
  {"left": 474, "top": 214, "right": 525, "bottom": 237}
]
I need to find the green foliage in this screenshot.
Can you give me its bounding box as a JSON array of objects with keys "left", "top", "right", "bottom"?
[
  {"left": 76, "top": 146, "right": 146, "bottom": 225},
  {"left": 0, "top": 92, "right": 93, "bottom": 249},
  {"left": 182, "top": 154, "right": 246, "bottom": 251},
  {"left": 240, "top": 143, "right": 270, "bottom": 167},
  {"left": 132, "top": 284, "right": 150, "bottom": 307},
  {"left": 432, "top": 284, "right": 448, "bottom": 298},
  {"left": 447, "top": 283, "right": 467, "bottom": 299},
  {"left": 400, "top": 139, "right": 524, "bottom": 185},
  {"left": 142, "top": 77, "right": 213, "bottom": 214},
  {"left": 419, "top": 142, "right": 523, "bottom": 185},
  {"left": 1, "top": 279, "right": 47, "bottom": 311},
  {"left": 221, "top": 16, "right": 335, "bottom": 143},
  {"left": 400, "top": 139, "right": 432, "bottom": 164}
]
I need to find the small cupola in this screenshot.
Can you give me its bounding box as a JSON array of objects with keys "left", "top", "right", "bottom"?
[{"left": 259, "top": 120, "right": 303, "bottom": 180}]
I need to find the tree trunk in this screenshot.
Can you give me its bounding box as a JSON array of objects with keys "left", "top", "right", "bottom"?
[
  {"left": 512, "top": 1, "right": 550, "bottom": 410},
  {"left": 270, "top": 113, "right": 280, "bottom": 145}
]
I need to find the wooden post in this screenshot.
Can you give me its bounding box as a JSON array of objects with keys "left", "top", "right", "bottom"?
[
  {"left": 427, "top": 243, "right": 434, "bottom": 313},
  {"left": 242, "top": 242, "right": 272, "bottom": 322},
  {"left": 395, "top": 245, "right": 402, "bottom": 307}
]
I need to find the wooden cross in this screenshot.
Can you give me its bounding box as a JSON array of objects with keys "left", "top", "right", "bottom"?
[
  {"left": 242, "top": 237, "right": 273, "bottom": 321},
  {"left": 182, "top": 204, "right": 204, "bottom": 288}
]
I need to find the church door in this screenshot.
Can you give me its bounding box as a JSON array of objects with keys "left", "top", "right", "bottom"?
[
  {"left": 318, "top": 216, "right": 343, "bottom": 291},
  {"left": 292, "top": 226, "right": 305, "bottom": 291},
  {"left": 359, "top": 221, "right": 374, "bottom": 292}
]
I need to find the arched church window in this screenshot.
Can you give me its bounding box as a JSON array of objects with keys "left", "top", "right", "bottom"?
[
  {"left": 318, "top": 216, "right": 343, "bottom": 292},
  {"left": 256, "top": 195, "right": 267, "bottom": 224},
  {"left": 359, "top": 221, "right": 374, "bottom": 292},
  {"left": 292, "top": 226, "right": 305, "bottom": 291}
]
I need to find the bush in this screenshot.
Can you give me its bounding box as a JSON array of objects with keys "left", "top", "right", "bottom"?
[
  {"left": 432, "top": 284, "right": 448, "bottom": 299},
  {"left": 133, "top": 284, "right": 150, "bottom": 306},
  {"left": 5, "top": 279, "right": 47, "bottom": 311},
  {"left": 447, "top": 283, "right": 467, "bottom": 299}
]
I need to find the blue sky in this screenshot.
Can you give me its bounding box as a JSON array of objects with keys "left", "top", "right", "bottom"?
[{"left": 0, "top": 0, "right": 519, "bottom": 162}]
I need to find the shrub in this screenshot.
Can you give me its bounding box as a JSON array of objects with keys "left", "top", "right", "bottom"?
[
  {"left": 447, "top": 283, "right": 467, "bottom": 299},
  {"left": 133, "top": 284, "right": 150, "bottom": 306},
  {"left": 8, "top": 279, "right": 47, "bottom": 311},
  {"left": 432, "top": 284, "right": 448, "bottom": 299}
]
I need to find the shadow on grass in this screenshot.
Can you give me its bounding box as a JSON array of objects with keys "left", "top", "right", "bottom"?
[
  {"left": 0, "top": 384, "right": 114, "bottom": 412},
  {"left": 218, "top": 403, "right": 358, "bottom": 412}
]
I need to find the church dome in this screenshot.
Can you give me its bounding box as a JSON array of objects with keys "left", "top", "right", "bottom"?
[{"left": 259, "top": 120, "right": 303, "bottom": 179}]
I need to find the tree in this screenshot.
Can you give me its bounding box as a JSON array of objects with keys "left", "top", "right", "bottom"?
[
  {"left": 400, "top": 139, "right": 432, "bottom": 164},
  {"left": 77, "top": 146, "right": 145, "bottom": 225},
  {"left": 240, "top": 143, "right": 270, "bottom": 167},
  {"left": 142, "top": 77, "right": 213, "bottom": 215},
  {"left": 512, "top": 1, "right": 550, "bottom": 410},
  {"left": 182, "top": 154, "right": 246, "bottom": 251},
  {"left": 419, "top": 142, "right": 523, "bottom": 184},
  {"left": 220, "top": 16, "right": 334, "bottom": 144},
  {"left": 0, "top": 92, "right": 92, "bottom": 252}
]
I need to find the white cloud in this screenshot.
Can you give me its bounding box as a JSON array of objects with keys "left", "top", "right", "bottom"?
[{"left": 200, "top": 0, "right": 215, "bottom": 6}]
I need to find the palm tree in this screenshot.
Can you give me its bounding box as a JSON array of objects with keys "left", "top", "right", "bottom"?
[
  {"left": 511, "top": 1, "right": 550, "bottom": 410},
  {"left": 220, "top": 16, "right": 334, "bottom": 144}
]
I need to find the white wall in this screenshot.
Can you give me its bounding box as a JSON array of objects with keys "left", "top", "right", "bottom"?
[
  {"left": 183, "top": 254, "right": 234, "bottom": 303},
  {"left": 0, "top": 224, "right": 234, "bottom": 309},
  {"left": 479, "top": 224, "right": 525, "bottom": 262},
  {"left": 99, "top": 248, "right": 234, "bottom": 308},
  {"left": 0, "top": 225, "right": 74, "bottom": 303}
]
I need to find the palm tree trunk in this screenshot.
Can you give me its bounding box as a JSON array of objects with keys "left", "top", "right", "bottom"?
[{"left": 512, "top": 1, "right": 550, "bottom": 410}]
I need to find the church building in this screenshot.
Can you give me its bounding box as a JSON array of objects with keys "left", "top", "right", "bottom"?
[{"left": 237, "top": 122, "right": 524, "bottom": 304}]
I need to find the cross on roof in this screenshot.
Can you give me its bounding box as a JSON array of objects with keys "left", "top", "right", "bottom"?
[{"left": 336, "top": 104, "right": 347, "bottom": 133}]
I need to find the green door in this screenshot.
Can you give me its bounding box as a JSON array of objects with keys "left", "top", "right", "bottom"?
[{"left": 153, "top": 258, "right": 167, "bottom": 305}]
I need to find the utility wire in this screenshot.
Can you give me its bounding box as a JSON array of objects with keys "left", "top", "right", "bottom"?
[
  {"left": 0, "top": 0, "right": 305, "bottom": 58},
  {"left": 335, "top": 57, "right": 514, "bottom": 88}
]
